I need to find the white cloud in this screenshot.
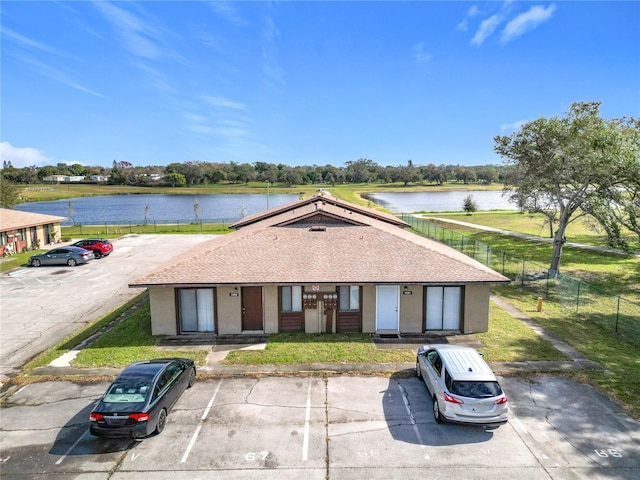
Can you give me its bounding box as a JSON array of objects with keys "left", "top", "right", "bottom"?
[
  {"left": 202, "top": 96, "right": 247, "bottom": 111},
  {"left": 0, "top": 142, "right": 52, "bottom": 168},
  {"left": 93, "top": 2, "right": 161, "bottom": 59},
  {"left": 456, "top": 5, "right": 480, "bottom": 31},
  {"left": 2, "top": 27, "right": 59, "bottom": 54},
  {"left": 501, "top": 4, "right": 557, "bottom": 44},
  {"left": 209, "top": 1, "right": 247, "bottom": 26},
  {"left": 500, "top": 120, "right": 528, "bottom": 133},
  {"left": 471, "top": 14, "right": 503, "bottom": 46},
  {"left": 412, "top": 42, "right": 432, "bottom": 63}
]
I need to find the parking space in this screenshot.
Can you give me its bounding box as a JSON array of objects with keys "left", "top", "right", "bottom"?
[
  {"left": 0, "top": 234, "right": 216, "bottom": 383},
  {"left": 1, "top": 376, "right": 638, "bottom": 479}
]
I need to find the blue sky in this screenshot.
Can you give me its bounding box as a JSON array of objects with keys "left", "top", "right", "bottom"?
[{"left": 1, "top": 1, "right": 638, "bottom": 169}]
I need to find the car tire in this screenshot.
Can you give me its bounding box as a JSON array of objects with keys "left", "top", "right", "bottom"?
[
  {"left": 433, "top": 396, "right": 444, "bottom": 424},
  {"left": 67, "top": 258, "right": 77, "bottom": 266},
  {"left": 415, "top": 359, "right": 422, "bottom": 379},
  {"left": 94, "top": 251, "right": 102, "bottom": 259},
  {"left": 31, "top": 259, "right": 41, "bottom": 267},
  {"left": 188, "top": 367, "right": 196, "bottom": 388},
  {"left": 155, "top": 409, "right": 167, "bottom": 434}
]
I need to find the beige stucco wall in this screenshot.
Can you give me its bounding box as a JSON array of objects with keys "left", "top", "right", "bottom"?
[
  {"left": 462, "top": 284, "right": 490, "bottom": 333},
  {"left": 264, "top": 285, "right": 279, "bottom": 333},
  {"left": 217, "top": 286, "right": 242, "bottom": 334},
  {"left": 361, "top": 284, "right": 376, "bottom": 333},
  {"left": 399, "top": 285, "right": 424, "bottom": 333},
  {"left": 149, "top": 287, "right": 177, "bottom": 335}
]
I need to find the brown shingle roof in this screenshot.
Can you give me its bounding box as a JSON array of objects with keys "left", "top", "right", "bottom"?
[
  {"left": 130, "top": 196, "right": 509, "bottom": 287},
  {"left": 0, "top": 208, "right": 67, "bottom": 232}
]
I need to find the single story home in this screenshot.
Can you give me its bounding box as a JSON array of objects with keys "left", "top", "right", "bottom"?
[
  {"left": 0, "top": 208, "right": 67, "bottom": 255},
  {"left": 130, "top": 194, "right": 510, "bottom": 336}
]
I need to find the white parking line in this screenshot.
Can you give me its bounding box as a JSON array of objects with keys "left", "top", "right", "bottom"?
[
  {"left": 302, "top": 378, "right": 312, "bottom": 461},
  {"left": 181, "top": 380, "right": 222, "bottom": 463},
  {"left": 55, "top": 429, "right": 89, "bottom": 465}
]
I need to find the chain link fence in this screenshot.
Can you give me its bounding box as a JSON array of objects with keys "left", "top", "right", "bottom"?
[{"left": 402, "top": 214, "right": 640, "bottom": 342}]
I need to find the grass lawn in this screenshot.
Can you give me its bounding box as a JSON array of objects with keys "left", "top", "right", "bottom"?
[
  {"left": 429, "top": 210, "right": 639, "bottom": 250},
  {"left": 223, "top": 333, "right": 415, "bottom": 365},
  {"left": 494, "top": 285, "right": 640, "bottom": 420},
  {"left": 421, "top": 218, "right": 640, "bottom": 304},
  {"left": 476, "top": 302, "right": 568, "bottom": 362}
]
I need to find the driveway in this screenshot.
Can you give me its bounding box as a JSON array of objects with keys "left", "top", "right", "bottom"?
[
  {"left": 1, "top": 376, "right": 638, "bottom": 479},
  {"left": 0, "top": 234, "right": 216, "bottom": 384}
]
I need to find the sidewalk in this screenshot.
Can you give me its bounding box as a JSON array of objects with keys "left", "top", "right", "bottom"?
[{"left": 25, "top": 295, "right": 602, "bottom": 380}]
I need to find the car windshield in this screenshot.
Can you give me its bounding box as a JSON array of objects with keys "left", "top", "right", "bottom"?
[
  {"left": 450, "top": 381, "right": 502, "bottom": 398},
  {"left": 103, "top": 382, "right": 151, "bottom": 403}
]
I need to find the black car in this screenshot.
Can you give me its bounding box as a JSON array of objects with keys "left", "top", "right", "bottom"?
[{"left": 89, "top": 358, "right": 196, "bottom": 439}]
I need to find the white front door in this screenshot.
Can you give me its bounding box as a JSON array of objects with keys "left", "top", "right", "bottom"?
[{"left": 376, "top": 285, "right": 399, "bottom": 331}]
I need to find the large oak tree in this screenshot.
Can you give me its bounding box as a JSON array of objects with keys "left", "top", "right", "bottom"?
[{"left": 494, "top": 101, "right": 640, "bottom": 274}]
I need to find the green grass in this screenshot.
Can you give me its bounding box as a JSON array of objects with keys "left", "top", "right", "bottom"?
[
  {"left": 493, "top": 286, "right": 640, "bottom": 420},
  {"left": 72, "top": 302, "right": 208, "bottom": 368},
  {"left": 476, "top": 302, "right": 569, "bottom": 362},
  {"left": 429, "top": 211, "right": 639, "bottom": 249},
  {"left": 23, "top": 293, "right": 151, "bottom": 371},
  {"left": 223, "top": 333, "right": 416, "bottom": 365},
  {"left": 422, "top": 218, "right": 640, "bottom": 304},
  {"left": 0, "top": 250, "right": 37, "bottom": 273},
  {"left": 60, "top": 222, "right": 233, "bottom": 238}
]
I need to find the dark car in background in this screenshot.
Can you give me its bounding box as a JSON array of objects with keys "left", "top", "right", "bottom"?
[
  {"left": 29, "top": 246, "right": 95, "bottom": 267},
  {"left": 89, "top": 358, "right": 196, "bottom": 439},
  {"left": 72, "top": 238, "right": 113, "bottom": 259}
]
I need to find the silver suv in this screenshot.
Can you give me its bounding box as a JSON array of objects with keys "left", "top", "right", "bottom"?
[{"left": 416, "top": 344, "right": 508, "bottom": 425}]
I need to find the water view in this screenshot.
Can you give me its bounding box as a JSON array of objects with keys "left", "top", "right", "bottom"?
[
  {"left": 15, "top": 194, "right": 299, "bottom": 226},
  {"left": 362, "top": 190, "right": 515, "bottom": 213}
]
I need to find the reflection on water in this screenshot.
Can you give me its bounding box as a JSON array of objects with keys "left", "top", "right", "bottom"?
[
  {"left": 362, "top": 191, "right": 515, "bottom": 213},
  {"left": 15, "top": 193, "right": 298, "bottom": 225}
]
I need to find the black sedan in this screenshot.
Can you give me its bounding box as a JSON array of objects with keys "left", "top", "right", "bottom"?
[
  {"left": 29, "top": 246, "right": 95, "bottom": 267},
  {"left": 89, "top": 358, "right": 196, "bottom": 439}
]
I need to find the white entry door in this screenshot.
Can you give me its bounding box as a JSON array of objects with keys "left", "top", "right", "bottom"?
[{"left": 376, "top": 285, "right": 399, "bottom": 331}]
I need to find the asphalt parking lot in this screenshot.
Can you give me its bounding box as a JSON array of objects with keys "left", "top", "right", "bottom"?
[
  {"left": 0, "top": 234, "right": 216, "bottom": 383},
  {"left": 1, "top": 375, "right": 638, "bottom": 479}
]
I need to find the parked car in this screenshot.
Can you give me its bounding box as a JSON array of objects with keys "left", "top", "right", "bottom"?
[
  {"left": 71, "top": 238, "right": 113, "bottom": 259},
  {"left": 89, "top": 358, "right": 196, "bottom": 439},
  {"left": 29, "top": 246, "right": 95, "bottom": 267},
  {"left": 416, "top": 344, "right": 508, "bottom": 425}
]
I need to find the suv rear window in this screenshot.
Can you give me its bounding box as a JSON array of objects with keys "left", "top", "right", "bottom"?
[{"left": 450, "top": 381, "right": 502, "bottom": 398}]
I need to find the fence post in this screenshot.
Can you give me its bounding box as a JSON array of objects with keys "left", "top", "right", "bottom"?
[
  {"left": 615, "top": 296, "right": 621, "bottom": 333},
  {"left": 129, "top": 222, "right": 132, "bottom": 234},
  {"left": 576, "top": 281, "right": 581, "bottom": 313},
  {"left": 521, "top": 259, "right": 525, "bottom": 286},
  {"left": 502, "top": 251, "right": 505, "bottom": 275},
  {"left": 105, "top": 223, "right": 108, "bottom": 235}
]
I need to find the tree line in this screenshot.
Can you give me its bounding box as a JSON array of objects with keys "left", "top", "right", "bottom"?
[{"left": 1, "top": 158, "right": 504, "bottom": 188}]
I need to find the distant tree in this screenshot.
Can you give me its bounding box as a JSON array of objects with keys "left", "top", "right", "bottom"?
[
  {"left": 475, "top": 166, "right": 499, "bottom": 184},
  {"left": 344, "top": 158, "right": 379, "bottom": 183},
  {"left": 0, "top": 177, "right": 21, "bottom": 207},
  {"left": 494, "top": 101, "right": 640, "bottom": 274},
  {"left": 463, "top": 195, "right": 478, "bottom": 214},
  {"left": 163, "top": 172, "right": 186, "bottom": 187}
]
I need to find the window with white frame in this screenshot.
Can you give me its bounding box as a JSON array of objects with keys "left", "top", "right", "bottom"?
[
  {"left": 338, "top": 286, "right": 360, "bottom": 311},
  {"left": 281, "top": 286, "right": 302, "bottom": 312},
  {"left": 425, "top": 286, "right": 462, "bottom": 330},
  {"left": 178, "top": 288, "right": 215, "bottom": 332}
]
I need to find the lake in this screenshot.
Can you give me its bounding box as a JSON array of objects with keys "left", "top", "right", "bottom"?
[
  {"left": 15, "top": 194, "right": 299, "bottom": 226},
  {"left": 14, "top": 190, "right": 515, "bottom": 225},
  {"left": 362, "top": 190, "right": 515, "bottom": 213}
]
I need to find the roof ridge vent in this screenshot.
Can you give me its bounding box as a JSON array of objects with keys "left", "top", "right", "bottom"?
[{"left": 310, "top": 225, "right": 327, "bottom": 232}]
